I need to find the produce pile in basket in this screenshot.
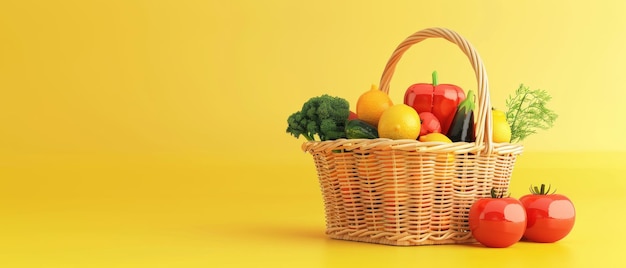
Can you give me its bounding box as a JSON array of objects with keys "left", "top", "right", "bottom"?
[
  {"left": 286, "top": 75, "right": 556, "bottom": 144},
  {"left": 285, "top": 27, "right": 563, "bottom": 247}
]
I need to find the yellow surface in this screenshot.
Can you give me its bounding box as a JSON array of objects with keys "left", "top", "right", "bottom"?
[
  {"left": 2, "top": 152, "right": 625, "bottom": 267},
  {"left": 2, "top": 0, "right": 626, "bottom": 267}
]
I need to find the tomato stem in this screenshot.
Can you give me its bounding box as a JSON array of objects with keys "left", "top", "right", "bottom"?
[
  {"left": 529, "top": 184, "right": 556, "bottom": 195},
  {"left": 490, "top": 188, "right": 509, "bottom": 198}
]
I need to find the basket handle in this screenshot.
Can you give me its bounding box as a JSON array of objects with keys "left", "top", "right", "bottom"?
[{"left": 379, "top": 27, "right": 493, "bottom": 154}]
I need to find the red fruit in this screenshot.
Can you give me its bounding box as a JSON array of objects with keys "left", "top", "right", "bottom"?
[
  {"left": 418, "top": 112, "right": 442, "bottom": 136},
  {"left": 404, "top": 71, "right": 465, "bottom": 134},
  {"left": 520, "top": 184, "right": 576, "bottom": 243},
  {"left": 469, "top": 189, "right": 527, "bottom": 248},
  {"left": 348, "top": 111, "right": 358, "bottom": 121}
]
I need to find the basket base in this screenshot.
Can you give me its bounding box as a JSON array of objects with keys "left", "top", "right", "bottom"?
[{"left": 328, "top": 233, "right": 478, "bottom": 246}]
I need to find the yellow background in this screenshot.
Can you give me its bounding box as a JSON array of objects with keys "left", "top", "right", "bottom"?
[{"left": 1, "top": 0, "right": 625, "bottom": 267}]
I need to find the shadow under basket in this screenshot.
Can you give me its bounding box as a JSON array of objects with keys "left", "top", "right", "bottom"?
[{"left": 300, "top": 27, "right": 523, "bottom": 246}]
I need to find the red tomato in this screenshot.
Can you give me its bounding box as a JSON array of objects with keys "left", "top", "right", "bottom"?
[
  {"left": 418, "top": 112, "right": 442, "bottom": 136},
  {"left": 520, "top": 185, "right": 576, "bottom": 243},
  {"left": 469, "top": 196, "right": 527, "bottom": 248},
  {"left": 348, "top": 111, "right": 358, "bottom": 120}
]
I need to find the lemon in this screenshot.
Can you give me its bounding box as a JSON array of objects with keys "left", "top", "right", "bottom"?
[
  {"left": 356, "top": 84, "right": 393, "bottom": 127},
  {"left": 418, "top": 133, "right": 454, "bottom": 164},
  {"left": 378, "top": 104, "right": 421, "bottom": 140},
  {"left": 418, "top": 133, "right": 452, "bottom": 143},
  {"left": 492, "top": 109, "right": 512, "bottom": 143}
]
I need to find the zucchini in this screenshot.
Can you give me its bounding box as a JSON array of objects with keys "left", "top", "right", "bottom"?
[{"left": 345, "top": 119, "right": 379, "bottom": 139}]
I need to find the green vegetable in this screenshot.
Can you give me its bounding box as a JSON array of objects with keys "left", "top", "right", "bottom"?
[
  {"left": 505, "top": 84, "right": 558, "bottom": 143},
  {"left": 286, "top": 94, "right": 350, "bottom": 141},
  {"left": 345, "top": 119, "right": 379, "bottom": 139}
]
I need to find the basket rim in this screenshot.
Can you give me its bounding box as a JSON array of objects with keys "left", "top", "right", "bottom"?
[{"left": 302, "top": 138, "right": 523, "bottom": 155}]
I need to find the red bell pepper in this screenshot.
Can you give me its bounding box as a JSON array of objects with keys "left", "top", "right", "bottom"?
[{"left": 404, "top": 71, "right": 466, "bottom": 135}]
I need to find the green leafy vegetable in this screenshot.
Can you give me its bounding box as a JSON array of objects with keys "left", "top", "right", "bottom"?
[
  {"left": 505, "top": 84, "right": 558, "bottom": 143},
  {"left": 286, "top": 94, "right": 350, "bottom": 141}
]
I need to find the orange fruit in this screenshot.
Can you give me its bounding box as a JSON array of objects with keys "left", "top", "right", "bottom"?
[
  {"left": 356, "top": 84, "right": 393, "bottom": 127},
  {"left": 419, "top": 133, "right": 455, "bottom": 164},
  {"left": 418, "top": 133, "right": 452, "bottom": 143},
  {"left": 378, "top": 104, "right": 421, "bottom": 140}
]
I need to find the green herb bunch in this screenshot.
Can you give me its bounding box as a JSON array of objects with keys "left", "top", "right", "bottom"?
[{"left": 505, "top": 84, "right": 558, "bottom": 143}]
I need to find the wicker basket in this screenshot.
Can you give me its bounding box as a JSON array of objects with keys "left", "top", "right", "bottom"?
[{"left": 301, "top": 27, "right": 524, "bottom": 246}]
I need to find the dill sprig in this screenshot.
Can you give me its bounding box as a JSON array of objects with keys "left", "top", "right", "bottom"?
[{"left": 505, "top": 84, "right": 558, "bottom": 143}]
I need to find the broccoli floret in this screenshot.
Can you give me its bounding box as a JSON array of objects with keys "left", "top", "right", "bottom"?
[
  {"left": 286, "top": 111, "right": 312, "bottom": 141},
  {"left": 320, "top": 119, "right": 345, "bottom": 140},
  {"left": 286, "top": 94, "right": 350, "bottom": 141}
]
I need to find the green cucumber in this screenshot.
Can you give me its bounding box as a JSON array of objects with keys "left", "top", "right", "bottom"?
[{"left": 345, "top": 119, "right": 379, "bottom": 139}]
